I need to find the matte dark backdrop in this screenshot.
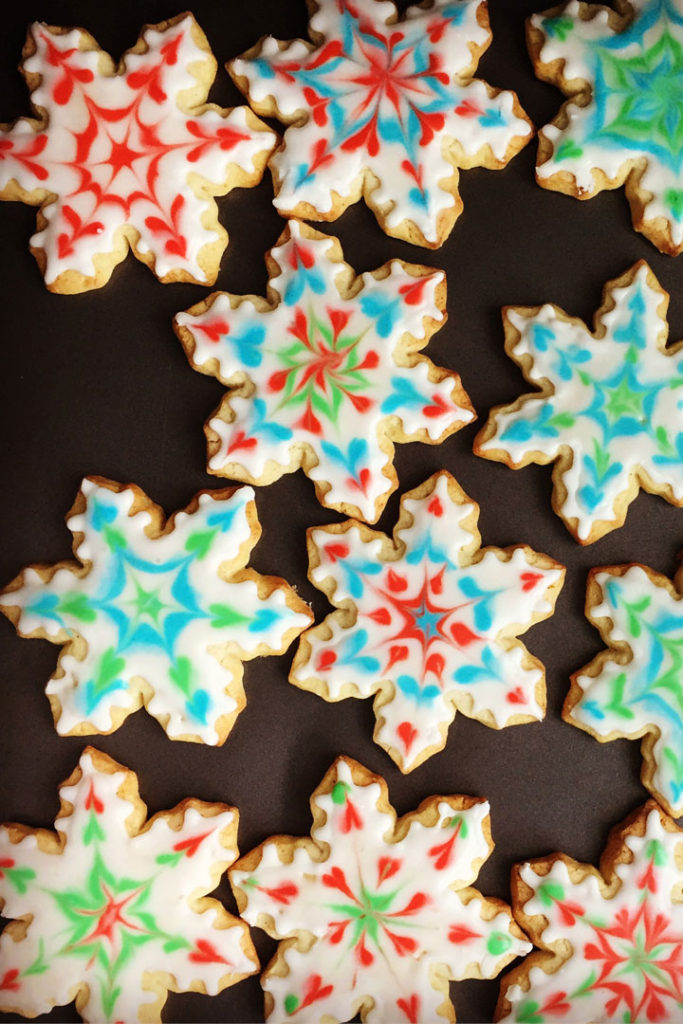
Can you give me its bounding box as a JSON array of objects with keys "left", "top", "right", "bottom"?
[{"left": 0, "top": 0, "right": 680, "bottom": 1021}]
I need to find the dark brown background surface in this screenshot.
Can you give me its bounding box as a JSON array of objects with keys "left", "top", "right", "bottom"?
[{"left": 0, "top": 0, "right": 680, "bottom": 1020}]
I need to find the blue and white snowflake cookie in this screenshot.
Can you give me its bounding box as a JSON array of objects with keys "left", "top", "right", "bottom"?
[{"left": 475, "top": 261, "right": 683, "bottom": 543}]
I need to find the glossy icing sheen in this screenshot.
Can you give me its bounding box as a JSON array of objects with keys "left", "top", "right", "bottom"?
[
  {"left": 570, "top": 564, "right": 683, "bottom": 816},
  {"left": 0, "top": 16, "right": 275, "bottom": 288},
  {"left": 231, "top": 757, "right": 530, "bottom": 1024},
  {"left": 499, "top": 806, "right": 683, "bottom": 1023},
  {"left": 0, "top": 748, "right": 256, "bottom": 1022},
  {"left": 175, "top": 221, "right": 474, "bottom": 523},
  {"left": 291, "top": 472, "right": 564, "bottom": 772},
  {"left": 532, "top": 0, "right": 683, "bottom": 253},
  {"left": 0, "top": 479, "right": 311, "bottom": 742},
  {"left": 229, "top": 0, "right": 531, "bottom": 245},
  {"left": 477, "top": 262, "right": 683, "bottom": 542}
]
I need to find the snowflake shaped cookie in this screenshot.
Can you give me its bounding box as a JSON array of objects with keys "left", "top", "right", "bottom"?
[
  {"left": 475, "top": 261, "right": 683, "bottom": 543},
  {"left": 496, "top": 802, "right": 683, "bottom": 1024},
  {"left": 290, "top": 472, "right": 565, "bottom": 772},
  {"left": 566, "top": 560, "right": 683, "bottom": 817},
  {"left": 0, "top": 747, "right": 257, "bottom": 1022},
  {"left": 0, "top": 15, "right": 276, "bottom": 292},
  {"left": 228, "top": 0, "right": 532, "bottom": 247},
  {"left": 0, "top": 477, "right": 312, "bottom": 743},
  {"left": 529, "top": 0, "right": 683, "bottom": 255},
  {"left": 175, "top": 220, "right": 474, "bottom": 523},
  {"left": 231, "top": 756, "right": 530, "bottom": 1024}
]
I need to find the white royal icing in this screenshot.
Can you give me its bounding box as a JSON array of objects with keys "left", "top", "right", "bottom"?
[
  {"left": 500, "top": 806, "right": 683, "bottom": 1023},
  {"left": 229, "top": 0, "right": 531, "bottom": 245},
  {"left": 0, "top": 16, "right": 275, "bottom": 287},
  {"left": 231, "top": 757, "right": 530, "bottom": 1024},
  {"left": 291, "top": 471, "right": 564, "bottom": 771},
  {"left": 530, "top": 0, "right": 683, "bottom": 253},
  {"left": 477, "top": 262, "right": 683, "bottom": 541},
  {"left": 0, "top": 478, "right": 311, "bottom": 743},
  {"left": 175, "top": 220, "right": 473, "bottom": 523},
  {"left": 0, "top": 748, "right": 256, "bottom": 1022}
]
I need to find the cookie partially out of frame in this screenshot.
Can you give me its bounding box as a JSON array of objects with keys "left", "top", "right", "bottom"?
[
  {"left": 231, "top": 756, "right": 530, "bottom": 1024},
  {"left": 174, "top": 219, "right": 474, "bottom": 524},
  {"left": 0, "top": 14, "right": 276, "bottom": 292},
  {"left": 228, "top": 0, "right": 532, "bottom": 248},
  {"left": 290, "top": 470, "right": 565, "bottom": 773},
  {"left": 475, "top": 261, "right": 683, "bottom": 544},
  {"left": 566, "top": 558, "right": 683, "bottom": 818},
  {"left": 528, "top": 0, "right": 683, "bottom": 256},
  {"left": 0, "top": 746, "right": 258, "bottom": 1023},
  {"left": 0, "top": 476, "right": 312, "bottom": 743},
  {"left": 496, "top": 801, "right": 683, "bottom": 1023}
]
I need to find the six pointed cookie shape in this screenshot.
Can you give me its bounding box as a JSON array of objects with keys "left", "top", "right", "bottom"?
[
  {"left": 228, "top": 0, "right": 533, "bottom": 247},
  {"left": 0, "top": 747, "right": 258, "bottom": 1022},
  {"left": 0, "top": 14, "right": 276, "bottom": 292},
  {"left": 230, "top": 756, "right": 530, "bottom": 1024},
  {"left": 174, "top": 220, "right": 474, "bottom": 523},
  {"left": 496, "top": 801, "right": 683, "bottom": 1024},
  {"left": 528, "top": 0, "right": 683, "bottom": 256},
  {"left": 0, "top": 477, "right": 312, "bottom": 743},
  {"left": 475, "top": 261, "right": 683, "bottom": 544},
  {"left": 290, "top": 471, "right": 565, "bottom": 772},
  {"left": 566, "top": 558, "right": 683, "bottom": 818}
]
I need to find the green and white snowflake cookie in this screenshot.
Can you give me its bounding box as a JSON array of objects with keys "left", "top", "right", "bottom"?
[
  {"left": 529, "top": 0, "right": 683, "bottom": 255},
  {"left": 496, "top": 801, "right": 683, "bottom": 1023},
  {"left": 567, "top": 558, "right": 683, "bottom": 817},
  {"left": 0, "top": 476, "right": 312, "bottom": 743},
  {"left": 231, "top": 756, "right": 530, "bottom": 1024},
  {"left": 0, "top": 747, "right": 258, "bottom": 1022},
  {"left": 475, "top": 261, "right": 683, "bottom": 543}
]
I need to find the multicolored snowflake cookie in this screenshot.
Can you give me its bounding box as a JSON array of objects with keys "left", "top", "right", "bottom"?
[
  {"left": 566, "top": 559, "right": 683, "bottom": 817},
  {"left": 496, "top": 801, "right": 683, "bottom": 1023},
  {"left": 290, "top": 472, "right": 565, "bottom": 772},
  {"left": 230, "top": 756, "right": 530, "bottom": 1024},
  {"left": 0, "top": 15, "right": 276, "bottom": 292},
  {"left": 475, "top": 261, "right": 683, "bottom": 544},
  {"left": 174, "top": 220, "right": 474, "bottom": 523},
  {"left": 0, "top": 477, "right": 311, "bottom": 743},
  {"left": 0, "top": 746, "right": 258, "bottom": 1022},
  {"left": 528, "top": 0, "right": 683, "bottom": 255},
  {"left": 228, "top": 0, "right": 533, "bottom": 248}
]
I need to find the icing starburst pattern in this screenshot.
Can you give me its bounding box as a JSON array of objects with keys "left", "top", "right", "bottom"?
[
  {"left": 567, "top": 563, "right": 683, "bottom": 817},
  {"left": 0, "top": 748, "right": 257, "bottom": 1022},
  {"left": 497, "top": 803, "right": 683, "bottom": 1024},
  {"left": 0, "top": 15, "right": 275, "bottom": 290},
  {"left": 530, "top": 0, "right": 683, "bottom": 254},
  {"left": 229, "top": 0, "right": 532, "bottom": 246},
  {"left": 0, "top": 478, "right": 311, "bottom": 743},
  {"left": 290, "top": 472, "right": 564, "bottom": 772},
  {"left": 175, "top": 221, "right": 474, "bottom": 523},
  {"left": 476, "top": 262, "right": 683, "bottom": 542},
  {"left": 231, "top": 757, "right": 530, "bottom": 1024}
]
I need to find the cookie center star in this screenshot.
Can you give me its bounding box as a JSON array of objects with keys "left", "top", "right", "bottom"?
[
  {"left": 128, "top": 578, "right": 167, "bottom": 624},
  {"left": 103, "top": 133, "right": 145, "bottom": 176},
  {"left": 599, "top": 25, "right": 683, "bottom": 162}
]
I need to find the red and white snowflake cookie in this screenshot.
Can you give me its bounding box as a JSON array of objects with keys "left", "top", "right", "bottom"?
[
  {"left": 0, "top": 747, "right": 258, "bottom": 1022},
  {"left": 496, "top": 801, "right": 683, "bottom": 1023},
  {"left": 0, "top": 14, "right": 276, "bottom": 292},
  {"left": 231, "top": 756, "right": 530, "bottom": 1024}
]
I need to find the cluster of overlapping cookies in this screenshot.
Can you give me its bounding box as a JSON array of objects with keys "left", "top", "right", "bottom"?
[{"left": 1, "top": 0, "right": 683, "bottom": 1021}]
